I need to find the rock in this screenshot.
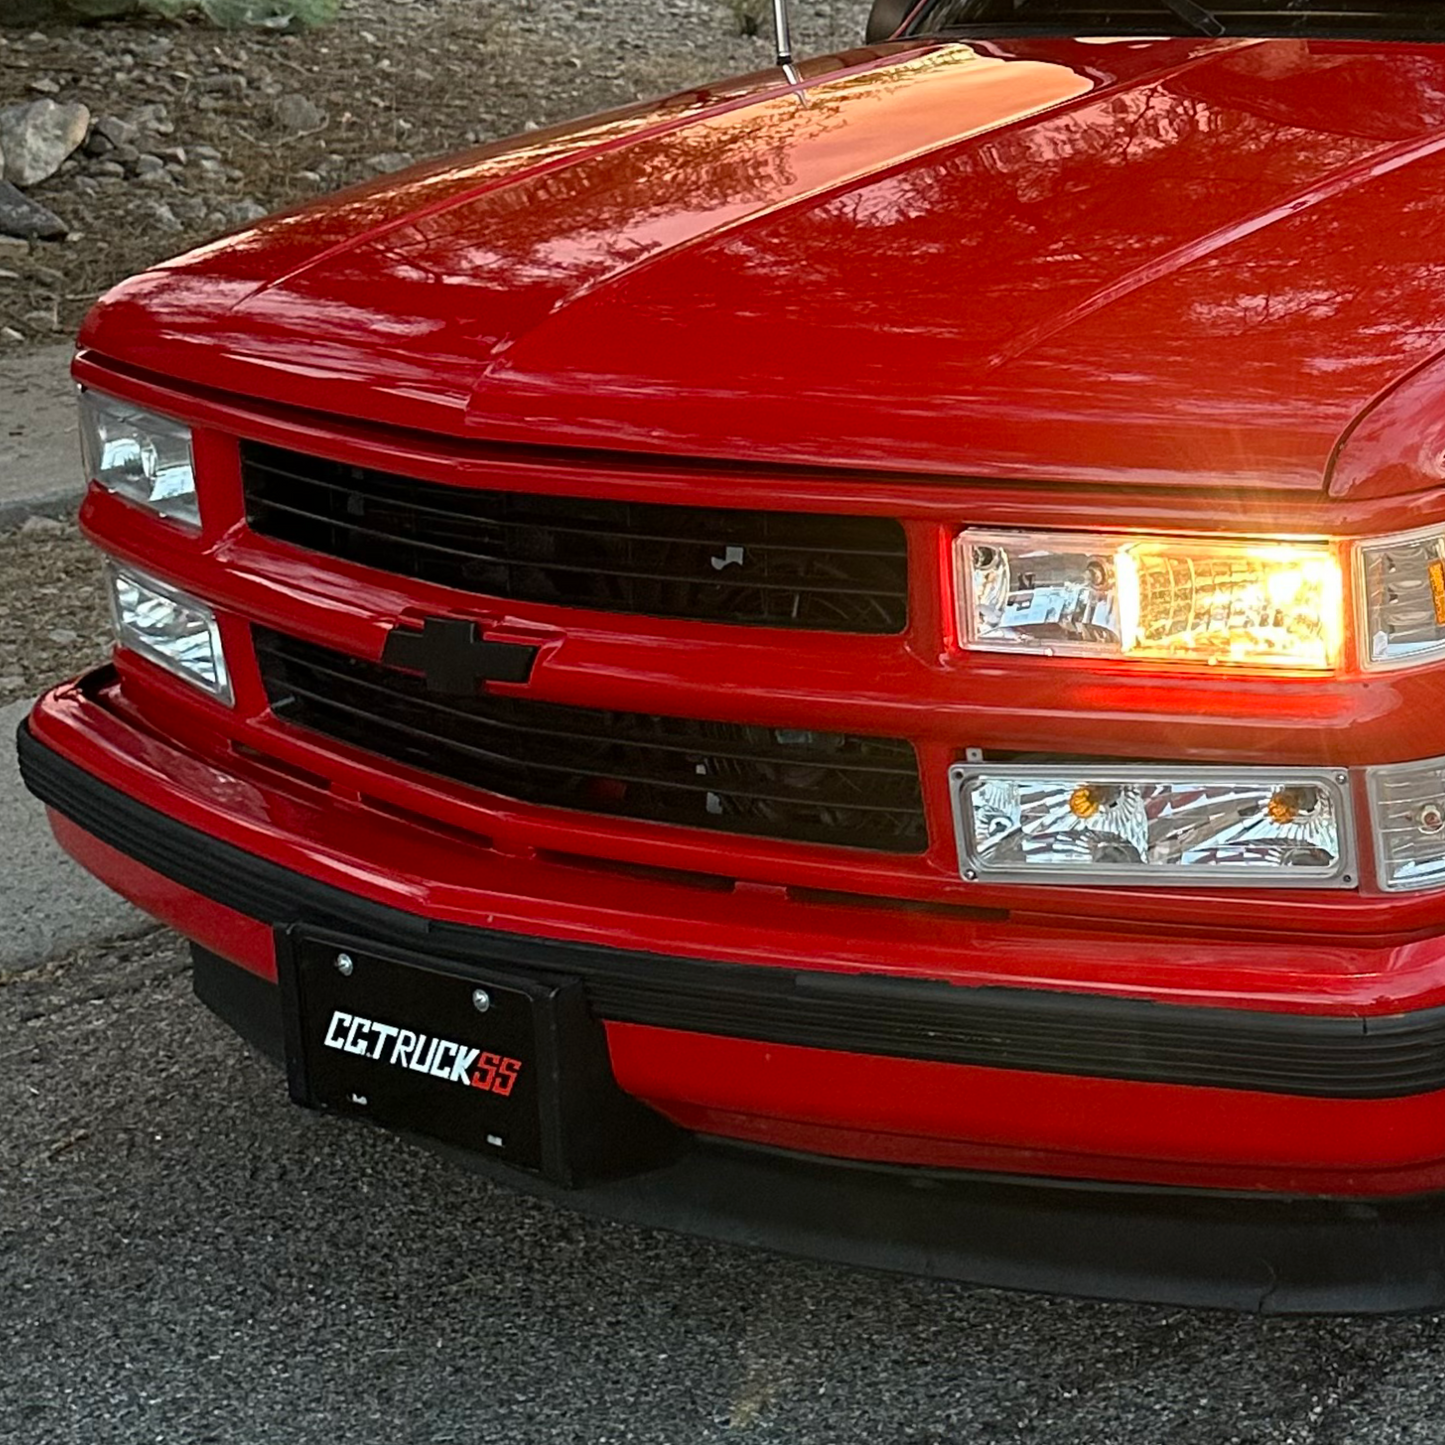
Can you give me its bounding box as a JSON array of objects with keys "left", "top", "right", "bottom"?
[
  {"left": 92, "top": 115, "right": 138, "bottom": 149},
  {"left": 112, "top": 143, "right": 139, "bottom": 166},
  {"left": 273, "top": 93, "right": 323, "bottom": 132},
  {"left": 226, "top": 197, "right": 267, "bottom": 225},
  {"left": 197, "top": 73, "right": 246, "bottom": 95},
  {"left": 134, "top": 153, "right": 165, "bottom": 177},
  {"left": 132, "top": 103, "right": 174, "bottom": 135},
  {"left": 83, "top": 128, "right": 113, "bottom": 156},
  {"left": 0, "top": 98, "right": 91, "bottom": 187},
  {"left": 0, "top": 327, "right": 23, "bottom": 344},
  {"left": 0, "top": 268, "right": 18, "bottom": 281},
  {"left": 22, "top": 308, "right": 57, "bottom": 331},
  {"left": 139, "top": 200, "right": 182, "bottom": 234},
  {"left": 0, "top": 180, "right": 65, "bottom": 240},
  {"left": 157, "top": 146, "right": 187, "bottom": 165},
  {"left": 0, "top": 235, "right": 27, "bottom": 261},
  {"left": 89, "top": 159, "right": 124, "bottom": 179},
  {"left": 191, "top": 143, "right": 221, "bottom": 161},
  {"left": 21, "top": 515, "right": 63, "bottom": 536},
  {"left": 28, "top": 78, "right": 59, "bottom": 96},
  {"left": 47, "top": 628, "right": 78, "bottom": 645},
  {"left": 365, "top": 151, "right": 414, "bottom": 174}
]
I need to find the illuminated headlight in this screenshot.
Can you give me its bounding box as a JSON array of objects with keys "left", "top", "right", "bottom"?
[
  {"left": 79, "top": 390, "right": 199, "bottom": 529},
  {"left": 1367, "top": 757, "right": 1445, "bottom": 891},
  {"left": 958, "top": 530, "right": 1343, "bottom": 670},
  {"left": 952, "top": 764, "right": 1354, "bottom": 887},
  {"left": 106, "top": 563, "right": 231, "bottom": 703},
  {"left": 1357, "top": 527, "right": 1445, "bottom": 669}
]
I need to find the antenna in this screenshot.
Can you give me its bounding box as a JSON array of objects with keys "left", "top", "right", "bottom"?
[{"left": 771, "top": 0, "right": 794, "bottom": 68}]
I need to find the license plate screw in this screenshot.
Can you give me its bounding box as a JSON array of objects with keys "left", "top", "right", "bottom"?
[
  {"left": 472, "top": 988, "right": 491, "bottom": 1013},
  {"left": 335, "top": 952, "right": 354, "bottom": 976}
]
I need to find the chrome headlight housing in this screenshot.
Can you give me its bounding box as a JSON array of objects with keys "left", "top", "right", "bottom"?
[
  {"left": 79, "top": 390, "right": 199, "bottom": 529},
  {"left": 958, "top": 530, "right": 1344, "bottom": 671},
  {"left": 106, "top": 562, "right": 231, "bottom": 703}
]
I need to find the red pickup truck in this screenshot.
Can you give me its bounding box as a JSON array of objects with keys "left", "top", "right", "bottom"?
[{"left": 20, "top": 0, "right": 1445, "bottom": 1312}]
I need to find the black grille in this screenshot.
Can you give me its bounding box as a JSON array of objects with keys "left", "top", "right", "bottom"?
[
  {"left": 241, "top": 443, "right": 908, "bottom": 634},
  {"left": 254, "top": 629, "right": 927, "bottom": 853}
]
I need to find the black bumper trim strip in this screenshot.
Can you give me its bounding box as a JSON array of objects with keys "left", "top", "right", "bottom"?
[{"left": 18, "top": 709, "right": 1445, "bottom": 1101}]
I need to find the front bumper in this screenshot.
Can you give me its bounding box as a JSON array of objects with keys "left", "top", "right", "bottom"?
[
  {"left": 23, "top": 669, "right": 1445, "bottom": 1311},
  {"left": 183, "top": 944, "right": 1445, "bottom": 1315}
]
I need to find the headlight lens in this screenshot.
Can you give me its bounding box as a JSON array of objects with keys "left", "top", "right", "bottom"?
[
  {"left": 958, "top": 530, "right": 1343, "bottom": 670},
  {"left": 952, "top": 763, "right": 1354, "bottom": 887},
  {"left": 106, "top": 562, "right": 231, "bottom": 703},
  {"left": 79, "top": 390, "right": 199, "bottom": 529},
  {"left": 1357, "top": 527, "right": 1445, "bottom": 669}
]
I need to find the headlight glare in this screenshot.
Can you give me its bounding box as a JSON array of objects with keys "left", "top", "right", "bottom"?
[
  {"left": 958, "top": 530, "right": 1342, "bottom": 670},
  {"left": 952, "top": 763, "right": 1354, "bottom": 887},
  {"left": 106, "top": 562, "right": 231, "bottom": 703},
  {"left": 80, "top": 390, "right": 199, "bottom": 529}
]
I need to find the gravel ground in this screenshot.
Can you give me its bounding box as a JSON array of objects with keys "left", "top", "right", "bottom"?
[
  {"left": 6, "top": 929, "right": 1445, "bottom": 1445},
  {"left": 1, "top": 0, "right": 870, "bottom": 345}
]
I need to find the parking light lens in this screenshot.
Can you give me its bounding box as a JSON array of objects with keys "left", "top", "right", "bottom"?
[
  {"left": 1367, "top": 757, "right": 1445, "bottom": 890},
  {"left": 79, "top": 390, "right": 199, "bottom": 529},
  {"left": 952, "top": 764, "right": 1353, "bottom": 887},
  {"left": 106, "top": 562, "right": 231, "bottom": 703},
  {"left": 959, "top": 530, "right": 1343, "bottom": 670},
  {"left": 1357, "top": 527, "right": 1445, "bottom": 668}
]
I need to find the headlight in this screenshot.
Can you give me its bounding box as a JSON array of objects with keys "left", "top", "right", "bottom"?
[
  {"left": 106, "top": 562, "right": 231, "bottom": 703},
  {"left": 952, "top": 763, "right": 1354, "bottom": 887},
  {"left": 79, "top": 390, "right": 199, "bottom": 529},
  {"left": 1357, "top": 526, "right": 1445, "bottom": 669},
  {"left": 958, "top": 530, "right": 1343, "bottom": 670}
]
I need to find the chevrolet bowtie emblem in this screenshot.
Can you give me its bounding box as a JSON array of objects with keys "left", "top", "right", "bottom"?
[{"left": 381, "top": 618, "right": 538, "bottom": 696}]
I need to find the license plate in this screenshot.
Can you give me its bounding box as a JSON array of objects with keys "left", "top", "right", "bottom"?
[{"left": 278, "top": 931, "right": 573, "bottom": 1175}]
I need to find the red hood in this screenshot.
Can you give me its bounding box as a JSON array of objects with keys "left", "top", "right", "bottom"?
[{"left": 81, "top": 36, "right": 1445, "bottom": 493}]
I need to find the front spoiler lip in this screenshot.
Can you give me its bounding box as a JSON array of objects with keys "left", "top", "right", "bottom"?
[
  {"left": 195, "top": 942, "right": 1445, "bottom": 1316},
  {"left": 19, "top": 704, "right": 1445, "bottom": 1101}
]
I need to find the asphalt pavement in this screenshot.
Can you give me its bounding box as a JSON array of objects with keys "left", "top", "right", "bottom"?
[
  {"left": 8, "top": 930, "right": 1445, "bottom": 1445},
  {"left": 0, "top": 344, "right": 80, "bottom": 528}
]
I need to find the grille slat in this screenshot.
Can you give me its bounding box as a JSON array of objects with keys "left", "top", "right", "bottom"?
[
  {"left": 242, "top": 443, "right": 909, "bottom": 633},
  {"left": 255, "top": 629, "right": 927, "bottom": 853},
  {"left": 257, "top": 648, "right": 910, "bottom": 776}
]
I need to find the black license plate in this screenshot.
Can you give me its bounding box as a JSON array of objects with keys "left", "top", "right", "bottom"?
[{"left": 279, "top": 931, "right": 572, "bottom": 1175}]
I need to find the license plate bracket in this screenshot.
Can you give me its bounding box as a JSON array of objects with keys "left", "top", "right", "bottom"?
[{"left": 277, "top": 927, "right": 673, "bottom": 1186}]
